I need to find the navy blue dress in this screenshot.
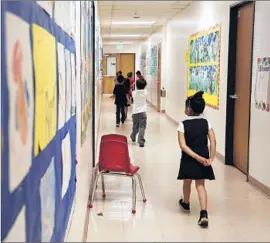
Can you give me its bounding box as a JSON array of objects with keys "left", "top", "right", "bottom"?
[{"left": 177, "top": 117, "right": 215, "bottom": 180}]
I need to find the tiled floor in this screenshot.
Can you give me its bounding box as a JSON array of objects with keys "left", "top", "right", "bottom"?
[{"left": 86, "top": 96, "right": 270, "bottom": 242}]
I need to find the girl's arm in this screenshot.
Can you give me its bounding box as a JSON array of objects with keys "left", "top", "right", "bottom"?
[
  {"left": 178, "top": 132, "right": 208, "bottom": 165},
  {"left": 208, "top": 128, "right": 216, "bottom": 163}
]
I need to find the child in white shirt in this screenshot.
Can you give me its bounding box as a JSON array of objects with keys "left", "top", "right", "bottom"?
[{"left": 130, "top": 79, "right": 147, "bottom": 147}]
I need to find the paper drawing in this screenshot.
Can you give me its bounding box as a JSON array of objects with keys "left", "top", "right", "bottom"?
[
  {"left": 61, "top": 132, "right": 72, "bottom": 198},
  {"left": 57, "top": 43, "right": 66, "bottom": 129},
  {"left": 40, "top": 157, "right": 55, "bottom": 242},
  {"left": 3, "top": 206, "right": 26, "bottom": 242},
  {"left": 37, "top": 1, "right": 53, "bottom": 17},
  {"left": 255, "top": 57, "right": 270, "bottom": 112},
  {"left": 70, "top": 52, "right": 76, "bottom": 115},
  {"left": 5, "top": 13, "right": 34, "bottom": 191},
  {"left": 32, "top": 24, "right": 57, "bottom": 156},
  {"left": 65, "top": 49, "right": 72, "bottom": 122}
]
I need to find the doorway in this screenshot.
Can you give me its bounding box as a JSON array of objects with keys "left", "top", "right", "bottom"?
[
  {"left": 119, "top": 53, "right": 135, "bottom": 77},
  {"left": 225, "top": 1, "right": 255, "bottom": 175}
]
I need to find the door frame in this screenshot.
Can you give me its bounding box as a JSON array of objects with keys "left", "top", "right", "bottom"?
[{"left": 225, "top": 1, "right": 256, "bottom": 180}]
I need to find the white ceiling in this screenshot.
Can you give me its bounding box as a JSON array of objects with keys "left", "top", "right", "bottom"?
[{"left": 98, "top": 1, "right": 192, "bottom": 45}]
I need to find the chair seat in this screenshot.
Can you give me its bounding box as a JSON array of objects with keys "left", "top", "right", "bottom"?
[
  {"left": 129, "top": 164, "right": 140, "bottom": 175},
  {"left": 100, "top": 164, "right": 140, "bottom": 176}
]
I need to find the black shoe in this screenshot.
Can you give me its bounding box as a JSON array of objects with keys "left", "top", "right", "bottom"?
[
  {"left": 130, "top": 136, "right": 136, "bottom": 142},
  {"left": 139, "top": 144, "right": 145, "bottom": 148},
  {"left": 116, "top": 124, "right": 120, "bottom": 127},
  {"left": 198, "top": 210, "right": 209, "bottom": 228},
  {"left": 179, "top": 199, "right": 190, "bottom": 212}
]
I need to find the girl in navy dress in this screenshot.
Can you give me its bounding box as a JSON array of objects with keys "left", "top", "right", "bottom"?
[{"left": 177, "top": 91, "right": 216, "bottom": 228}]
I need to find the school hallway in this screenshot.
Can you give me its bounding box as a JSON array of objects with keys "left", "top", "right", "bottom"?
[{"left": 84, "top": 96, "right": 270, "bottom": 242}]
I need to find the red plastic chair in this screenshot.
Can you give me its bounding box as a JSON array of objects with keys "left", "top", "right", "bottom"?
[
  {"left": 89, "top": 140, "right": 147, "bottom": 214},
  {"left": 101, "top": 134, "right": 127, "bottom": 144}
]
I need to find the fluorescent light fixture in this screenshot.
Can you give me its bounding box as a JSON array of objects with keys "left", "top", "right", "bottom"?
[
  {"left": 112, "top": 21, "right": 155, "bottom": 25},
  {"left": 110, "top": 34, "right": 141, "bottom": 38}
]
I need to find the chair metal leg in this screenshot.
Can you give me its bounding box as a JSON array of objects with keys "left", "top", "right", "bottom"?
[
  {"left": 132, "top": 176, "right": 137, "bottom": 214},
  {"left": 135, "top": 173, "right": 147, "bottom": 203},
  {"left": 88, "top": 171, "right": 100, "bottom": 208},
  {"left": 101, "top": 175, "right": 106, "bottom": 198}
]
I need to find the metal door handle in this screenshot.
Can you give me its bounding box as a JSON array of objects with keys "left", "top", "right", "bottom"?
[{"left": 229, "top": 94, "right": 238, "bottom": 99}]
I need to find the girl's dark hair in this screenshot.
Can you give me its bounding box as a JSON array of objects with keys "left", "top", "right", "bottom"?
[
  {"left": 117, "top": 74, "right": 124, "bottom": 83},
  {"left": 186, "top": 91, "right": 205, "bottom": 114},
  {"left": 136, "top": 70, "right": 141, "bottom": 75},
  {"left": 136, "top": 79, "right": 147, "bottom": 90},
  {"left": 127, "top": 72, "right": 133, "bottom": 77}
]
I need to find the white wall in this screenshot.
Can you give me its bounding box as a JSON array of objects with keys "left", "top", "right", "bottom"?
[
  {"left": 249, "top": 1, "right": 270, "bottom": 188},
  {"left": 164, "top": 1, "right": 236, "bottom": 156},
  {"left": 136, "top": 1, "right": 270, "bottom": 190},
  {"left": 136, "top": 27, "right": 166, "bottom": 108}
]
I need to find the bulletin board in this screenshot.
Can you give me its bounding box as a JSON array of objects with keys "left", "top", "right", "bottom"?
[
  {"left": 255, "top": 57, "right": 270, "bottom": 112},
  {"left": 80, "top": 1, "right": 94, "bottom": 145},
  {"left": 186, "top": 24, "right": 221, "bottom": 110},
  {"left": 146, "top": 45, "right": 158, "bottom": 76},
  {"left": 1, "top": 1, "right": 77, "bottom": 242}
]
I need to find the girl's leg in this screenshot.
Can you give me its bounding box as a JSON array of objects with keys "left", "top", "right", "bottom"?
[
  {"left": 179, "top": 179, "right": 192, "bottom": 212},
  {"left": 183, "top": 179, "right": 192, "bottom": 203},
  {"left": 195, "top": 180, "right": 207, "bottom": 210},
  {"left": 195, "top": 180, "right": 209, "bottom": 228}
]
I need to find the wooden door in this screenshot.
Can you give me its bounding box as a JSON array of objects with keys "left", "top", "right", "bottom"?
[
  {"left": 233, "top": 2, "right": 254, "bottom": 174},
  {"left": 119, "top": 54, "right": 135, "bottom": 77}
]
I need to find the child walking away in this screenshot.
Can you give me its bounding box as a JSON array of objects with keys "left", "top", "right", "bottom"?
[
  {"left": 130, "top": 79, "right": 147, "bottom": 147},
  {"left": 111, "top": 74, "right": 128, "bottom": 127},
  {"left": 177, "top": 91, "right": 216, "bottom": 228}
]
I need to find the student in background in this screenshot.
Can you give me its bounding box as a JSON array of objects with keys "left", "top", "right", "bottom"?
[
  {"left": 111, "top": 74, "right": 128, "bottom": 127},
  {"left": 127, "top": 72, "right": 135, "bottom": 92},
  {"left": 135, "top": 70, "right": 145, "bottom": 81},
  {"left": 130, "top": 79, "right": 147, "bottom": 147},
  {"left": 114, "top": 71, "right": 122, "bottom": 84}
]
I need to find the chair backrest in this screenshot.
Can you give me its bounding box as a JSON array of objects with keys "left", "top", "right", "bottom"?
[
  {"left": 101, "top": 134, "right": 127, "bottom": 144},
  {"left": 98, "top": 140, "right": 130, "bottom": 173}
]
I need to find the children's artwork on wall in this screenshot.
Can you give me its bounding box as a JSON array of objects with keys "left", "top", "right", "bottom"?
[
  {"left": 40, "top": 157, "right": 55, "bottom": 242},
  {"left": 2, "top": 2, "right": 77, "bottom": 242},
  {"left": 187, "top": 24, "right": 221, "bottom": 110},
  {"left": 61, "top": 133, "right": 72, "bottom": 198},
  {"left": 33, "top": 24, "right": 57, "bottom": 155},
  {"left": 37, "top": 1, "right": 53, "bottom": 16},
  {"left": 65, "top": 49, "right": 72, "bottom": 122},
  {"left": 255, "top": 57, "right": 270, "bottom": 112},
  {"left": 3, "top": 206, "right": 26, "bottom": 242},
  {"left": 5, "top": 13, "right": 34, "bottom": 192},
  {"left": 57, "top": 43, "right": 66, "bottom": 129},
  {"left": 80, "top": 1, "right": 93, "bottom": 145},
  {"left": 70, "top": 53, "right": 76, "bottom": 115},
  {"left": 146, "top": 45, "right": 158, "bottom": 76},
  {"left": 139, "top": 51, "right": 146, "bottom": 76}
]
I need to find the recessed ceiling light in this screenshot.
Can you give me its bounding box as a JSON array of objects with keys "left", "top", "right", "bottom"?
[
  {"left": 110, "top": 34, "right": 141, "bottom": 38},
  {"left": 112, "top": 21, "right": 155, "bottom": 25}
]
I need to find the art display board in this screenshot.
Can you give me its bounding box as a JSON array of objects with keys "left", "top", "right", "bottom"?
[
  {"left": 80, "top": 1, "right": 94, "bottom": 145},
  {"left": 255, "top": 57, "right": 270, "bottom": 112},
  {"left": 1, "top": 1, "right": 77, "bottom": 242},
  {"left": 139, "top": 51, "right": 146, "bottom": 76},
  {"left": 146, "top": 45, "right": 158, "bottom": 76},
  {"left": 186, "top": 24, "right": 221, "bottom": 110}
]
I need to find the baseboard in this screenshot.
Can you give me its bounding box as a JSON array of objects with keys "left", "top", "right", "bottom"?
[
  {"left": 216, "top": 151, "right": 225, "bottom": 163},
  {"left": 248, "top": 175, "right": 270, "bottom": 198},
  {"left": 164, "top": 112, "right": 178, "bottom": 126}
]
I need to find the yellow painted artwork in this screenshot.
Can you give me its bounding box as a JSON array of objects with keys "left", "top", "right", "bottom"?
[
  {"left": 187, "top": 24, "right": 221, "bottom": 110},
  {"left": 32, "top": 24, "right": 57, "bottom": 155}
]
